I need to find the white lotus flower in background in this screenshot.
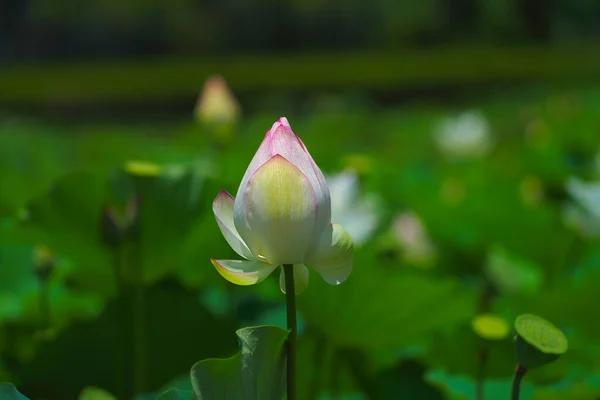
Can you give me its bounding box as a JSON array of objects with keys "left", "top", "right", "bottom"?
[
  {"left": 433, "top": 110, "right": 493, "bottom": 160},
  {"left": 326, "top": 170, "right": 380, "bottom": 246},
  {"left": 563, "top": 177, "right": 600, "bottom": 238},
  {"left": 211, "top": 117, "right": 354, "bottom": 295},
  {"left": 392, "top": 211, "right": 437, "bottom": 265},
  {"left": 195, "top": 75, "right": 241, "bottom": 125}
]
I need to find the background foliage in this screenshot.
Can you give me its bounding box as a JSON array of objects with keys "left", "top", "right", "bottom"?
[{"left": 1, "top": 0, "right": 600, "bottom": 399}]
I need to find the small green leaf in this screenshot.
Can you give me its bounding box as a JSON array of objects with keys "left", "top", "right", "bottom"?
[
  {"left": 190, "top": 325, "right": 289, "bottom": 400},
  {"left": 514, "top": 314, "right": 568, "bottom": 369},
  {"left": 155, "top": 388, "right": 194, "bottom": 400},
  {"left": 0, "top": 383, "right": 31, "bottom": 400},
  {"left": 472, "top": 313, "right": 510, "bottom": 341},
  {"left": 78, "top": 386, "right": 118, "bottom": 400}
]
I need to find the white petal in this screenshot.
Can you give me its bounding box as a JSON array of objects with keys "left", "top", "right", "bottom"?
[
  {"left": 234, "top": 155, "right": 317, "bottom": 265},
  {"left": 233, "top": 119, "right": 294, "bottom": 206},
  {"left": 306, "top": 223, "right": 354, "bottom": 285},
  {"left": 338, "top": 207, "right": 378, "bottom": 246},
  {"left": 327, "top": 171, "right": 359, "bottom": 221},
  {"left": 211, "top": 259, "right": 278, "bottom": 286},
  {"left": 279, "top": 264, "right": 310, "bottom": 295},
  {"left": 212, "top": 190, "right": 255, "bottom": 260},
  {"left": 567, "top": 177, "right": 600, "bottom": 220},
  {"left": 333, "top": 194, "right": 380, "bottom": 246}
]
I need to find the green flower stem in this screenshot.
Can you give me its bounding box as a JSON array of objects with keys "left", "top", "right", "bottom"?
[
  {"left": 38, "top": 278, "right": 51, "bottom": 331},
  {"left": 283, "top": 264, "right": 297, "bottom": 400},
  {"left": 511, "top": 364, "right": 527, "bottom": 400}
]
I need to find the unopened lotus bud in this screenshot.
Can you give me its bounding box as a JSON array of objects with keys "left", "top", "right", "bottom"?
[
  {"left": 210, "top": 117, "right": 354, "bottom": 295},
  {"left": 195, "top": 75, "right": 241, "bottom": 147},
  {"left": 195, "top": 75, "right": 240, "bottom": 125}
]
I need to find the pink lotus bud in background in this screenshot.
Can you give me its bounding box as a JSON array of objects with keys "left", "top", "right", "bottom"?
[{"left": 195, "top": 75, "right": 241, "bottom": 125}]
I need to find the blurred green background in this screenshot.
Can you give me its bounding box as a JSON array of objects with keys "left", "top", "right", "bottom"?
[{"left": 1, "top": 0, "right": 600, "bottom": 399}]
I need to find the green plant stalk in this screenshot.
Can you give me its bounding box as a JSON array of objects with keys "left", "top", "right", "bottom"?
[
  {"left": 283, "top": 264, "right": 296, "bottom": 400},
  {"left": 475, "top": 347, "right": 489, "bottom": 400},
  {"left": 330, "top": 349, "right": 342, "bottom": 398},
  {"left": 511, "top": 364, "right": 527, "bottom": 400},
  {"left": 555, "top": 230, "right": 585, "bottom": 283},
  {"left": 308, "top": 331, "right": 328, "bottom": 400},
  {"left": 475, "top": 280, "right": 493, "bottom": 400},
  {"left": 38, "top": 279, "right": 51, "bottom": 331},
  {"left": 112, "top": 246, "right": 126, "bottom": 399},
  {"left": 133, "top": 243, "right": 146, "bottom": 395}
]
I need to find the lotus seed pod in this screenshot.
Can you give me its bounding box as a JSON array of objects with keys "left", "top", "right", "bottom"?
[{"left": 513, "top": 314, "right": 568, "bottom": 369}]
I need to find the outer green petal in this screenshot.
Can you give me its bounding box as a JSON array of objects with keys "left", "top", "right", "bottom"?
[
  {"left": 211, "top": 259, "right": 277, "bottom": 286},
  {"left": 279, "top": 264, "right": 310, "bottom": 295},
  {"left": 267, "top": 118, "right": 331, "bottom": 242},
  {"left": 234, "top": 154, "right": 317, "bottom": 266},
  {"left": 306, "top": 223, "right": 354, "bottom": 285},
  {"left": 213, "top": 190, "right": 255, "bottom": 260}
]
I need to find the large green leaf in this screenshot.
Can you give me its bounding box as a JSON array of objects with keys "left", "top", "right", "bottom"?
[
  {"left": 0, "top": 246, "right": 103, "bottom": 329},
  {"left": 488, "top": 259, "right": 600, "bottom": 384},
  {"left": 0, "top": 246, "right": 39, "bottom": 321},
  {"left": 0, "top": 122, "right": 192, "bottom": 216},
  {"left": 424, "top": 323, "right": 516, "bottom": 379},
  {"left": 78, "top": 386, "right": 117, "bottom": 400},
  {"left": 0, "top": 383, "right": 31, "bottom": 400},
  {"left": 426, "top": 369, "right": 600, "bottom": 400},
  {"left": 293, "top": 332, "right": 365, "bottom": 400},
  {"left": 0, "top": 125, "right": 70, "bottom": 216},
  {"left": 134, "top": 375, "right": 193, "bottom": 400},
  {"left": 375, "top": 137, "right": 567, "bottom": 276},
  {"left": 484, "top": 245, "right": 544, "bottom": 296},
  {"left": 13, "top": 281, "right": 238, "bottom": 400},
  {"left": 426, "top": 369, "right": 535, "bottom": 400},
  {"left": 118, "top": 161, "right": 209, "bottom": 285},
  {"left": 21, "top": 160, "right": 212, "bottom": 296},
  {"left": 297, "top": 249, "right": 476, "bottom": 350},
  {"left": 175, "top": 177, "right": 249, "bottom": 290},
  {"left": 23, "top": 172, "right": 116, "bottom": 296},
  {"left": 367, "top": 360, "right": 444, "bottom": 399},
  {"left": 532, "top": 373, "right": 600, "bottom": 400},
  {"left": 190, "top": 325, "right": 289, "bottom": 400}
]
